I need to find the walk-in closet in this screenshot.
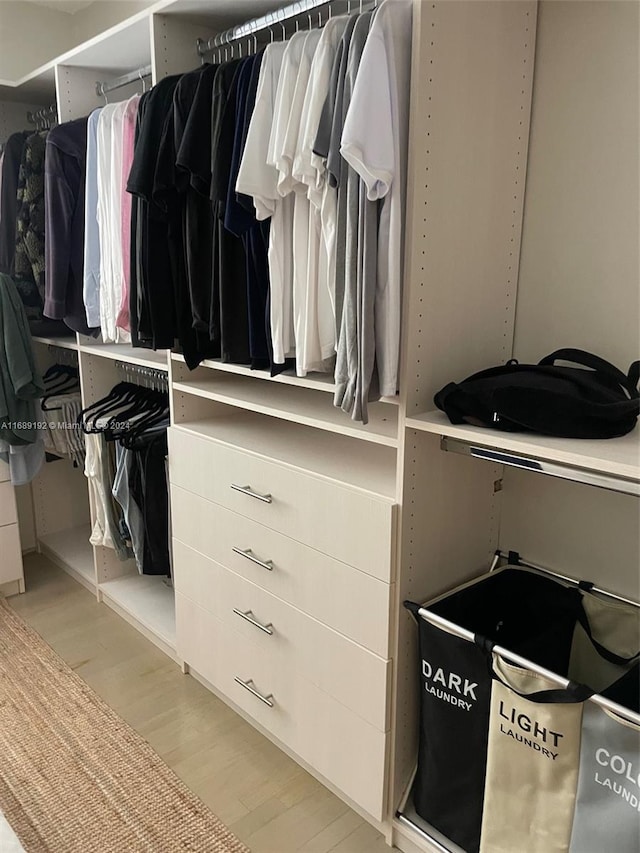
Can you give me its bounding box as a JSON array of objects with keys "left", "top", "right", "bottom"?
[{"left": 0, "top": 1, "right": 637, "bottom": 852}]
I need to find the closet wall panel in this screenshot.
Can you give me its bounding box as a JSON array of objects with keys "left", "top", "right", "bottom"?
[
  {"left": 150, "top": 14, "right": 205, "bottom": 81},
  {"left": 514, "top": 0, "right": 640, "bottom": 365},
  {"left": 499, "top": 470, "right": 640, "bottom": 601},
  {"left": 401, "top": 0, "right": 536, "bottom": 417},
  {"left": 392, "top": 0, "right": 538, "bottom": 815}
]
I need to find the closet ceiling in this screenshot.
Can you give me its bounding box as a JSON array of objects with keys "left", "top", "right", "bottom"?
[
  {"left": 23, "top": 1, "right": 97, "bottom": 13},
  {"left": 162, "top": 0, "right": 290, "bottom": 28}
]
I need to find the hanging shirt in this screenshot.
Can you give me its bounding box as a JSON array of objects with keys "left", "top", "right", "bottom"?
[
  {"left": 176, "top": 63, "right": 220, "bottom": 349},
  {"left": 128, "top": 90, "right": 149, "bottom": 348},
  {"left": 333, "top": 11, "right": 375, "bottom": 417},
  {"left": 341, "top": 0, "right": 413, "bottom": 399},
  {"left": 267, "top": 32, "right": 309, "bottom": 365},
  {"left": 0, "top": 272, "right": 44, "bottom": 447},
  {"left": 224, "top": 51, "right": 271, "bottom": 366},
  {"left": 116, "top": 94, "right": 141, "bottom": 333},
  {"left": 236, "top": 42, "right": 287, "bottom": 220},
  {"left": 96, "top": 104, "right": 118, "bottom": 340},
  {"left": 315, "top": 14, "right": 359, "bottom": 340},
  {"left": 127, "top": 74, "right": 182, "bottom": 351},
  {"left": 14, "top": 131, "right": 48, "bottom": 326},
  {"left": 108, "top": 100, "right": 129, "bottom": 343},
  {"left": 83, "top": 108, "right": 103, "bottom": 329},
  {"left": 154, "top": 65, "right": 214, "bottom": 369},
  {"left": 294, "top": 16, "right": 350, "bottom": 207},
  {"left": 293, "top": 19, "right": 350, "bottom": 375},
  {"left": 235, "top": 42, "right": 293, "bottom": 376},
  {"left": 44, "top": 117, "right": 94, "bottom": 335},
  {"left": 210, "top": 59, "right": 251, "bottom": 364}
]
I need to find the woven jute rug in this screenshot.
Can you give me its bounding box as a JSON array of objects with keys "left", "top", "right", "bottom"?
[{"left": 0, "top": 598, "right": 250, "bottom": 853}]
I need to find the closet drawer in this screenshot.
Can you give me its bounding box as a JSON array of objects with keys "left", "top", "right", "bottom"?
[
  {"left": 173, "top": 539, "right": 390, "bottom": 731},
  {"left": 0, "top": 524, "right": 22, "bottom": 585},
  {"left": 177, "top": 593, "right": 388, "bottom": 820},
  {"left": 170, "top": 486, "right": 391, "bottom": 657},
  {"left": 168, "top": 428, "right": 395, "bottom": 581},
  {"left": 0, "top": 481, "right": 17, "bottom": 527},
  {"left": 0, "top": 460, "right": 9, "bottom": 483}
]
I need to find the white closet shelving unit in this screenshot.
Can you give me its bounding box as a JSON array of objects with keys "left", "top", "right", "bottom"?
[
  {"left": 391, "top": 2, "right": 640, "bottom": 852},
  {"left": 1, "top": 1, "right": 638, "bottom": 850}
]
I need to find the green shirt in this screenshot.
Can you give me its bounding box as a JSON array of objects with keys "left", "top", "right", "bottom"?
[{"left": 0, "top": 273, "right": 44, "bottom": 445}]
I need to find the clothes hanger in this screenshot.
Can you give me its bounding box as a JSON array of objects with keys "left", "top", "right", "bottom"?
[
  {"left": 108, "top": 384, "right": 165, "bottom": 428},
  {"left": 79, "top": 382, "right": 138, "bottom": 433},
  {"left": 110, "top": 383, "right": 170, "bottom": 445}
]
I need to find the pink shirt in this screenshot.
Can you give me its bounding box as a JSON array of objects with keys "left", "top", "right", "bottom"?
[{"left": 116, "top": 94, "right": 141, "bottom": 332}]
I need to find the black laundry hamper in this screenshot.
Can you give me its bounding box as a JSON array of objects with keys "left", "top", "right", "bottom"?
[{"left": 405, "top": 566, "right": 586, "bottom": 853}]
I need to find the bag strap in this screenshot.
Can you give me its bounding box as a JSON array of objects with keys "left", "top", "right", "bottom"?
[
  {"left": 489, "top": 652, "right": 595, "bottom": 704},
  {"left": 576, "top": 582, "right": 640, "bottom": 666},
  {"left": 539, "top": 349, "right": 640, "bottom": 399}
]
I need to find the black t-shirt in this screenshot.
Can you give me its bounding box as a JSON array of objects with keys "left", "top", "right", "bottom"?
[
  {"left": 224, "top": 51, "right": 270, "bottom": 367},
  {"left": 175, "top": 64, "right": 219, "bottom": 345},
  {"left": 152, "top": 67, "right": 220, "bottom": 368},
  {"left": 127, "top": 75, "right": 182, "bottom": 350},
  {"left": 129, "top": 91, "right": 149, "bottom": 347},
  {"left": 211, "top": 59, "right": 251, "bottom": 365}
]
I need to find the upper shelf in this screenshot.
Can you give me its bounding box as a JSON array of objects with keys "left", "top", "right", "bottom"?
[
  {"left": 173, "top": 371, "right": 399, "bottom": 447},
  {"left": 406, "top": 410, "right": 640, "bottom": 496},
  {"left": 79, "top": 341, "right": 169, "bottom": 371},
  {"left": 32, "top": 335, "right": 78, "bottom": 351},
  {"left": 0, "top": 12, "right": 152, "bottom": 102},
  {"left": 171, "top": 353, "right": 399, "bottom": 404}
]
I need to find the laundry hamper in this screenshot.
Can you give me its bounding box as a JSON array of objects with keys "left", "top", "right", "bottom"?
[
  {"left": 404, "top": 565, "right": 585, "bottom": 853},
  {"left": 405, "top": 559, "right": 640, "bottom": 853}
]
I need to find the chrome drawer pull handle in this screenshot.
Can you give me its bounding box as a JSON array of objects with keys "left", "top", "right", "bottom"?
[
  {"left": 233, "top": 608, "right": 274, "bottom": 635},
  {"left": 231, "top": 484, "right": 272, "bottom": 503},
  {"left": 234, "top": 677, "right": 274, "bottom": 707},
  {"left": 232, "top": 547, "right": 274, "bottom": 571}
]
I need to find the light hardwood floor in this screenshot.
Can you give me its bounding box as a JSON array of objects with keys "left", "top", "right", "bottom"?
[{"left": 10, "top": 554, "right": 394, "bottom": 853}]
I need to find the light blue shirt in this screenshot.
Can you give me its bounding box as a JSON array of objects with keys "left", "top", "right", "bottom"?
[{"left": 83, "top": 108, "right": 103, "bottom": 329}]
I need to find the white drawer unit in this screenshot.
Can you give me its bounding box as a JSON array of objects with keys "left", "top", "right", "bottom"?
[
  {"left": 173, "top": 539, "right": 391, "bottom": 731},
  {"left": 176, "top": 592, "right": 389, "bottom": 820},
  {"left": 0, "top": 524, "right": 23, "bottom": 586},
  {"left": 170, "top": 486, "right": 392, "bottom": 657},
  {"left": 0, "top": 481, "right": 18, "bottom": 527},
  {"left": 168, "top": 427, "right": 396, "bottom": 581},
  {"left": 0, "top": 460, "right": 9, "bottom": 483}
]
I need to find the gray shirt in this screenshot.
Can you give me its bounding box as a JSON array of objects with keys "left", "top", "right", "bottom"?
[
  {"left": 332, "top": 12, "right": 375, "bottom": 418},
  {"left": 0, "top": 272, "right": 44, "bottom": 446}
]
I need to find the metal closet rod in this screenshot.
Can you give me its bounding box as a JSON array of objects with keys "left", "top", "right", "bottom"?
[
  {"left": 95, "top": 64, "right": 152, "bottom": 98},
  {"left": 197, "top": 0, "right": 349, "bottom": 54},
  {"left": 114, "top": 360, "right": 168, "bottom": 388},
  {"left": 491, "top": 549, "right": 640, "bottom": 609}
]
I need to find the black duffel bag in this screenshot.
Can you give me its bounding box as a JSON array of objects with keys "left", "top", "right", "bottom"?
[{"left": 434, "top": 348, "right": 640, "bottom": 438}]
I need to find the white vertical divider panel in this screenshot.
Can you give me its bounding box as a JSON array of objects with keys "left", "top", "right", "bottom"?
[
  {"left": 55, "top": 66, "right": 142, "bottom": 123},
  {"left": 55, "top": 65, "right": 103, "bottom": 122},
  {"left": 391, "top": 0, "right": 539, "bottom": 841},
  {"left": 401, "top": 0, "right": 537, "bottom": 418},
  {"left": 513, "top": 0, "right": 640, "bottom": 366},
  {"left": 151, "top": 14, "right": 205, "bottom": 82},
  {"left": 391, "top": 432, "right": 501, "bottom": 827}
]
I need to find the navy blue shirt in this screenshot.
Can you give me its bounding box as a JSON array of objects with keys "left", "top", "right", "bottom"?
[{"left": 43, "top": 117, "right": 96, "bottom": 335}]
